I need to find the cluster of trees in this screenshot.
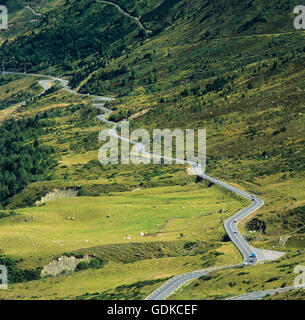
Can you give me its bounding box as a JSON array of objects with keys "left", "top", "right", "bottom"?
[
  {"left": 109, "top": 108, "right": 133, "bottom": 122},
  {"left": 80, "top": 66, "right": 129, "bottom": 94},
  {"left": 180, "top": 76, "right": 235, "bottom": 99},
  {"left": 69, "top": 58, "right": 106, "bottom": 88},
  {"left": 1, "top": 0, "right": 27, "bottom": 12},
  {"left": 142, "top": 0, "right": 183, "bottom": 33},
  {"left": 88, "top": 66, "right": 128, "bottom": 83},
  {"left": 247, "top": 218, "right": 267, "bottom": 234},
  {"left": 204, "top": 76, "right": 234, "bottom": 94},
  {"left": 282, "top": 205, "right": 305, "bottom": 231},
  {"left": 0, "top": 0, "right": 136, "bottom": 73},
  {"left": 0, "top": 0, "right": 189, "bottom": 90},
  {"left": 75, "top": 258, "right": 103, "bottom": 272},
  {"left": 0, "top": 254, "right": 41, "bottom": 283},
  {"left": 0, "top": 118, "right": 55, "bottom": 206}
]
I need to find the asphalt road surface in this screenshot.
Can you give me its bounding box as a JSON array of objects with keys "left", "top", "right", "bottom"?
[
  {"left": 145, "top": 168, "right": 264, "bottom": 300},
  {"left": 227, "top": 285, "right": 305, "bottom": 300}
]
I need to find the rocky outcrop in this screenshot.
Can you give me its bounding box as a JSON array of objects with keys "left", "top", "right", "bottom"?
[
  {"left": 41, "top": 255, "right": 91, "bottom": 277},
  {"left": 35, "top": 188, "right": 78, "bottom": 205}
]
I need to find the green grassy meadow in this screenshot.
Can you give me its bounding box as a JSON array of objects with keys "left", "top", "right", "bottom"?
[
  {"left": 0, "top": 184, "right": 242, "bottom": 299},
  {"left": 0, "top": 0, "right": 304, "bottom": 300}
]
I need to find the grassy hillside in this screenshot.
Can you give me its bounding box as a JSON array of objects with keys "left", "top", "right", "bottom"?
[
  {"left": 0, "top": 1, "right": 65, "bottom": 43},
  {"left": 169, "top": 249, "right": 305, "bottom": 300},
  {"left": 0, "top": 0, "right": 304, "bottom": 300},
  {"left": 0, "top": 184, "right": 245, "bottom": 267},
  {"left": 263, "top": 289, "right": 305, "bottom": 300},
  {"left": 0, "top": 0, "right": 153, "bottom": 73},
  {"left": 0, "top": 184, "right": 242, "bottom": 299},
  {"left": 0, "top": 74, "right": 41, "bottom": 110}
]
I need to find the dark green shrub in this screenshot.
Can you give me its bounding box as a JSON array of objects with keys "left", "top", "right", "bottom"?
[
  {"left": 89, "top": 258, "right": 101, "bottom": 269},
  {"left": 75, "top": 261, "right": 90, "bottom": 272}
]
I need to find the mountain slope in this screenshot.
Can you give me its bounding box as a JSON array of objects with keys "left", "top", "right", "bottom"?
[{"left": 0, "top": 0, "right": 304, "bottom": 300}]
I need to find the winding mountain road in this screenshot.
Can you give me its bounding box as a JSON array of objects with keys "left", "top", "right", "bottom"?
[
  {"left": 1, "top": 70, "right": 287, "bottom": 300},
  {"left": 25, "top": 5, "right": 44, "bottom": 17},
  {"left": 96, "top": 0, "right": 152, "bottom": 34}
]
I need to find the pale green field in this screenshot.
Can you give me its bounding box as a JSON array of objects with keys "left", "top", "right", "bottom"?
[
  {"left": 0, "top": 75, "right": 41, "bottom": 120},
  {"left": 0, "top": 184, "right": 246, "bottom": 268},
  {"left": 0, "top": 183, "right": 245, "bottom": 300}
]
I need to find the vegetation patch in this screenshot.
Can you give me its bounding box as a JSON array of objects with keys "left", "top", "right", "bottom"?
[
  {"left": 69, "top": 240, "right": 216, "bottom": 264},
  {"left": 75, "top": 278, "right": 170, "bottom": 300},
  {"left": 0, "top": 117, "right": 56, "bottom": 208},
  {"left": 0, "top": 254, "right": 41, "bottom": 284},
  {"left": 247, "top": 218, "right": 266, "bottom": 234}
]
